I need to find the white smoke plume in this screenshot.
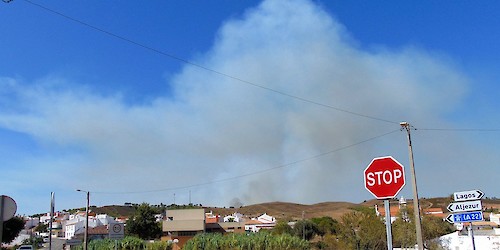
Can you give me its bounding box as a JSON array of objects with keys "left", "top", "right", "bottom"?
[{"left": 2, "top": 0, "right": 495, "bottom": 214}]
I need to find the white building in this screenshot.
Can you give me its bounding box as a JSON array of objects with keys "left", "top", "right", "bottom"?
[
  {"left": 490, "top": 213, "right": 500, "bottom": 225},
  {"left": 245, "top": 213, "right": 276, "bottom": 233},
  {"left": 253, "top": 213, "right": 276, "bottom": 224},
  {"left": 439, "top": 228, "right": 500, "bottom": 249},
  {"left": 223, "top": 212, "right": 244, "bottom": 223},
  {"left": 65, "top": 213, "right": 118, "bottom": 239},
  {"left": 65, "top": 219, "right": 85, "bottom": 239}
]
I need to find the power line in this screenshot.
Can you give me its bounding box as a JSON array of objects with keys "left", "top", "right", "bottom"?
[
  {"left": 92, "top": 129, "right": 400, "bottom": 195},
  {"left": 418, "top": 128, "right": 500, "bottom": 132},
  {"left": 21, "top": 0, "right": 398, "bottom": 125}
]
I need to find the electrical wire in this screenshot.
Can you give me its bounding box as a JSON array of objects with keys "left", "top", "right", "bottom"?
[
  {"left": 417, "top": 128, "right": 500, "bottom": 132},
  {"left": 91, "top": 129, "right": 401, "bottom": 195},
  {"left": 21, "top": 0, "right": 398, "bottom": 125}
]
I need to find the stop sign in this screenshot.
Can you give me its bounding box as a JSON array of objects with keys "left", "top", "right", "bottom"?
[{"left": 364, "top": 156, "right": 406, "bottom": 199}]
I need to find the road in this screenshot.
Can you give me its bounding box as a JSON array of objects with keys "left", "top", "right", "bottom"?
[{"left": 40, "top": 238, "right": 66, "bottom": 250}]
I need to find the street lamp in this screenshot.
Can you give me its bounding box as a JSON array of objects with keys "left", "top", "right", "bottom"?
[{"left": 76, "top": 189, "right": 89, "bottom": 250}]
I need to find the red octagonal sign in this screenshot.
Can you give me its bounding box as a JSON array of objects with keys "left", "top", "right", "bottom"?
[{"left": 364, "top": 156, "right": 406, "bottom": 199}]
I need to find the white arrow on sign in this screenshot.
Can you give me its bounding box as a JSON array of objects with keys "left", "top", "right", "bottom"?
[
  {"left": 447, "top": 200, "right": 482, "bottom": 213},
  {"left": 453, "top": 190, "right": 484, "bottom": 202}
]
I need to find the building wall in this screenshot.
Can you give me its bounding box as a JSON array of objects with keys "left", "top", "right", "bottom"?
[
  {"left": 166, "top": 209, "right": 205, "bottom": 220},
  {"left": 440, "top": 231, "right": 500, "bottom": 249},
  {"left": 162, "top": 208, "right": 206, "bottom": 249}
]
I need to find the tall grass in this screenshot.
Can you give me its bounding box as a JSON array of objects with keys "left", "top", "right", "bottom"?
[
  {"left": 183, "top": 231, "right": 309, "bottom": 250},
  {"left": 72, "top": 236, "right": 171, "bottom": 250}
]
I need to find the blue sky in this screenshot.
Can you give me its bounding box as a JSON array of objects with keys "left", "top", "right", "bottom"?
[{"left": 1, "top": 0, "right": 499, "bottom": 215}]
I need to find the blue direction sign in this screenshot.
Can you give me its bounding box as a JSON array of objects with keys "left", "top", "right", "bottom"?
[{"left": 446, "top": 211, "right": 483, "bottom": 224}]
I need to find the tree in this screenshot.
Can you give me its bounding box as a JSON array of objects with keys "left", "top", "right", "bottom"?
[
  {"left": 311, "top": 216, "right": 339, "bottom": 238},
  {"left": 126, "top": 203, "right": 162, "bottom": 240},
  {"left": 293, "top": 220, "right": 318, "bottom": 241},
  {"left": 34, "top": 223, "right": 48, "bottom": 233},
  {"left": 392, "top": 205, "right": 416, "bottom": 248},
  {"left": 422, "top": 214, "right": 454, "bottom": 249},
  {"left": 336, "top": 209, "right": 386, "bottom": 250},
  {"left": 392, "top": 205, "right": 455, "bottom": 249},
  {"left": 272, "top": 220, "right": 293, "bottom": 235},
  {"left": 2, "top": 216, "right": 25, "bottom": 243}
]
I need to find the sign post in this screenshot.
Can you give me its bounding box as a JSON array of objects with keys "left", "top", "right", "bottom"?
[
  {"left": 364, "top": 156, "right": 406, "bottom": 250},
  {"left": 447, "top": 189, "right": 484, "bottom": 250},
  {"left": 108, "top": 222, "right": 125, "bottom": 240}
]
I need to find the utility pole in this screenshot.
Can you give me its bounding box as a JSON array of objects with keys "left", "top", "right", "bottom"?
[
  {"left": 302, "top": 211, "right": 305, "bottom": 240},
  {"left": 49, "top": 192, "right": 54, "bottom": 250},
  {"left": 77, "top": 190, "right": 90, "bottom": 250},
  {"left": 400, "top": 122, "right": 424, "bottom": 250}
]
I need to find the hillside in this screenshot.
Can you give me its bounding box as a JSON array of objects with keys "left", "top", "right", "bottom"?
[
  {"left": 84, "top": 197, "right": 500, "bottom": 220},
  {"left": 207, "top": 201, "right": 358, "bottom": 220}
]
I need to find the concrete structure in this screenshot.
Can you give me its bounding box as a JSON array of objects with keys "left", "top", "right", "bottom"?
[
  {"left": 162, "top": 209, "right": 206, "bottom": 248},
  {"left": 206, "top": 221, "right": 246, "bottom": 234}
]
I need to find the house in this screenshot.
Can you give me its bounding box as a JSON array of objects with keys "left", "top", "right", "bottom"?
[
  {"left": 490, "top": 212, "right": 500, "bottom": 225},
  {"left": 423, "top": 208, "right": 445, "bottom": 218},
  {"left": 223, "top": 212, "right": 243, "bottom": 222},
  {"left": 64, "top": 213, "right": 118, "bottom": 239},
  {"left": 375, "top": 204, "right": 400, "bottom": 223},
  {"left": 206, "top": 221, "right": 246, "bottom": 234},
  {"left": 73, "top": 225, "right": 109, "bottom": 241},
  {"left": 205, "top": 211, "right": 220, "bottom": 224},
  {"left": 65, "top": 216, "right": 86, "bottom": 239},
  {"left": 253, "top": 213, "right": 276, "bottom": 224},
  {"left": 245, "top": 213, "right": 277, "bottom": 233},
  {"left": 162, "top": 209, "right": 205, "bottom": 248}
]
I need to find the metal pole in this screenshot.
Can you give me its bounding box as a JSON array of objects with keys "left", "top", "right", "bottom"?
[
  {"left": 470, "top": 222, "right": 476, "bottom": 250},
  {"left": 77, "top": 190, "right": 89, "bottom": 250},
  {"left": 49, "top": 192, "right": 54, "bottom": 250},
  {"left": 302, "top": 211, "right": 305, "bottom": 240},
  {"left": 400, "top": 122, "right": 424, "bottom": 250},
  {"left": 384, "top": 199, "right": 393, "bottom": 250},
  {"left": 85, "top": 191, "right": 89, "bottom": 250},
  {"left": 0, "top": 195, "right": 4, "bottom": 245}
]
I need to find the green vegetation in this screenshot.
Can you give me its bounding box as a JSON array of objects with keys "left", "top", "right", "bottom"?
[
  {"left": 292, "top": 220, "right": 318, "bottom": 241},
  {"left": 183, "top": 231, "right": 309, "bottom": 250},
  {"left": 310, "top": 216, "right": 339, "bottom": 237},
  {"left": 2, "top": 216, "right": 25, "bottom": 244},
  {"left": 165, "top": 203, "right": 203, "bottom": 210},
  {"left": 272, "top": 220, "right": 293, "bottom": 235},
  {"left": 336, "top": 209, "right": 386, "bottom": 250},
  {"left": 126, "top": 203, "right": 162, "bottom": 240},
  {"left": 392, "top": 205, "right": 454, "bottom": 249},
  {"left": 33, "top": 223, "right": 48, "bottom": 233},
  {"left": 73, "top": 236, "right": 171, "bottom": 250}
]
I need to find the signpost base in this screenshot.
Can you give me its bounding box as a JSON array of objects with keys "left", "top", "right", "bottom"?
[
  {"left": 384, "top": 199, "right": 393, "bottom": 250},
  {"left": 470, "top": 222, "right": 476, "bottom": 250}
]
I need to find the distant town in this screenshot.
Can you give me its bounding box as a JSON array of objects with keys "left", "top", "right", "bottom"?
[{"left": 4, "top": 196, "right": 500, "bottom": 249}]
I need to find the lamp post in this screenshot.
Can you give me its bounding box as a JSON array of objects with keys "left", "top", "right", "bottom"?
[{"left": 76, "top": 189, "right": 89, "bottom": 250}]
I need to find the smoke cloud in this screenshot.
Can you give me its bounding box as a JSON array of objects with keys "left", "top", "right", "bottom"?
[{"left": 2, "top": 0, "right": 493, "bottom": 214}]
